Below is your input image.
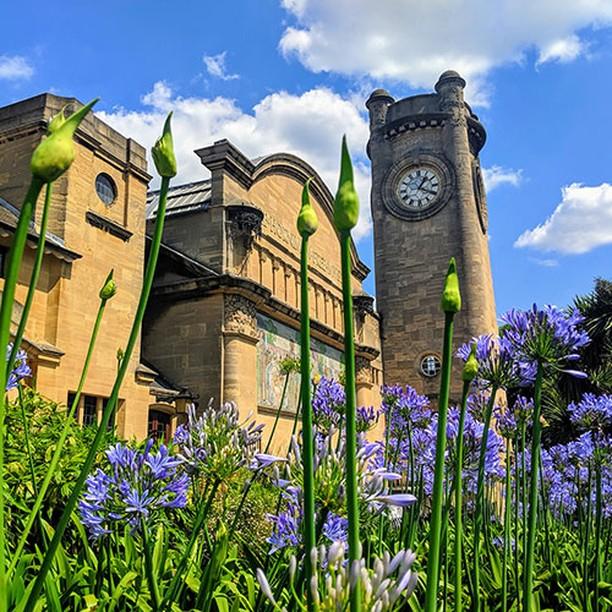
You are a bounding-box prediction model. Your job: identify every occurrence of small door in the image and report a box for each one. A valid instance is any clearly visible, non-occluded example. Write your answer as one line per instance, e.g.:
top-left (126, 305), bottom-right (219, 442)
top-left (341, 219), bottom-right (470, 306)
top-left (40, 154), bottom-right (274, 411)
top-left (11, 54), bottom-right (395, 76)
top-left (148, 409), bottom-right (172, 442)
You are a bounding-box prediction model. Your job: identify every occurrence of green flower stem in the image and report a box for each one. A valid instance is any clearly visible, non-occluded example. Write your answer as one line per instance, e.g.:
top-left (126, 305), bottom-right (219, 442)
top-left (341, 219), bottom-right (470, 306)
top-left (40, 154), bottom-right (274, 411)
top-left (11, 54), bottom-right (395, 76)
top-left (24, 176), bottom-right (172, 611)
top-left (581, 466), bottom-right (591, 612)
top-left (9, 286), bottom-right (108, 575)
top-left (142, 522), bottom-right (161, 610)
top-left (162, 477), bottom-right (221, 607)
top-left (7, 183), bottom-right (53, 377)
top-left (0, 176), bottom-right (44, 611)
top-left (228, 472), bottom-right (259, 536)
top-left (264, 372), bottom-right (290, 454)
top-left (289, 393), bottom-right (303, 443)
top-left (501, 437), bottom-right (513, 612)
top-left (453, 379), bottom-right (471, 612)
top-left (424, 310), bottom-right (455, 612)
top-left (339, 230), bottom-right (361, 612)
top-left (513, 433), bottom-right (520, 608)
top-left (299, 236), bottom-right (316, 611)
top-left (538, 453), bottom-right (552, 569)
top-left (17, 386), bottom-right (37, 496)
top-left (471, 383), bottom-right (499, 612)
top-left (594, 457), bottom-right (602, 612)
top-left (521, 420), bottom-right (527, 569)
top-left (523, 362), bottom-right (544, 612)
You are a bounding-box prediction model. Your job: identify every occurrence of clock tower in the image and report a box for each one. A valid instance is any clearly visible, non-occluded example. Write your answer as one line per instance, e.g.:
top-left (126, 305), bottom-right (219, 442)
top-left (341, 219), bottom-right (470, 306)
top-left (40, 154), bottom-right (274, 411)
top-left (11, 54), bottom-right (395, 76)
top-left (366, 71), bottom-right (498, 397)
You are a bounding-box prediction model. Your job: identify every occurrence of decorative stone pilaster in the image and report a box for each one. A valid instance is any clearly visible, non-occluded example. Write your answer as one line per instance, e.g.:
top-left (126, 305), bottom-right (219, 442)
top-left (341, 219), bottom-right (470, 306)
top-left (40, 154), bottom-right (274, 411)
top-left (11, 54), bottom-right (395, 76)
top-left (222, 294), bottom-right (259, 410)
top-left (223, 294), bottom-right (259, 341)
top-left (355, 356), bottom-right (373, 385)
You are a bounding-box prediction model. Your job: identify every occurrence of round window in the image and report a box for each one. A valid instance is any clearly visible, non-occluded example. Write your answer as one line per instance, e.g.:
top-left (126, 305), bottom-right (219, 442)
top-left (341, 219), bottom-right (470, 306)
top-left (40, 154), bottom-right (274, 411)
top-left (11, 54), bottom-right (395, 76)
top-left (420, 355), bottom-right (441, 378)
top-left (95, 173), bottom-right (117, 206)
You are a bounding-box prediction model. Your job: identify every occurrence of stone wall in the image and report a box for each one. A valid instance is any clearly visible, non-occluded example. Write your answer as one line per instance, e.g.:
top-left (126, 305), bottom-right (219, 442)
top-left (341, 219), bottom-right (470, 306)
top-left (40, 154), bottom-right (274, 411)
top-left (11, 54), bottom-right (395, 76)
top-left (0, 94), bottom-right (154, 438)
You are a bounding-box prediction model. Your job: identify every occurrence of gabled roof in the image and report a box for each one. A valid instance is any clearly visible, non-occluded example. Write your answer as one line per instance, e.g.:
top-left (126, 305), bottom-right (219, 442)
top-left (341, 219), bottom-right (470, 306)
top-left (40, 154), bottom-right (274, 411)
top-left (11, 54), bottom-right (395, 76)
top-left (0, 196), bottom-right (81, 262)
top-left (146, 179), bottom-right (211, 220)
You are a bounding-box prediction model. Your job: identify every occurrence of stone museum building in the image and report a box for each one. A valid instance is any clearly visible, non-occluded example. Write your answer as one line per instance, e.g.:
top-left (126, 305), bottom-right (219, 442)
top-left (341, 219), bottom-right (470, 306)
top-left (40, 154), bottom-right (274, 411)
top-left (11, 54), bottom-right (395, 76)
top-left (0, 70), bottom-right (497, 448)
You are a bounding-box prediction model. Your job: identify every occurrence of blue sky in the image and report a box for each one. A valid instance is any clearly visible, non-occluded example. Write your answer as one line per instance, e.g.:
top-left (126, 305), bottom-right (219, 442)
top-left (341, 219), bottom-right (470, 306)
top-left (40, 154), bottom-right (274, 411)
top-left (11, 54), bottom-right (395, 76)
top-left (2, 0), bottom-right (611, 316)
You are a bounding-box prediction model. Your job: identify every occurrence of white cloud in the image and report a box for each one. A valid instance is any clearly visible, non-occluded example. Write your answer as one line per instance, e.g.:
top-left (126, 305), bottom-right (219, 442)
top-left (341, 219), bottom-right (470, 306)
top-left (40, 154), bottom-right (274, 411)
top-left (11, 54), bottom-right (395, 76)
top-left (203, 52), bottom-right (239, 81)
top-left (0, 55), bottom-right (33, 80)
top-left (482, 166), bottom-right (523, 191)
top-left (537, 35), bottom-right (585, 65)
top-left (515, 183), bottom-right (612, 254)
top-left (278, 0), bottom-right (611, 104)
top-left (97, 82), bottom-right (373, 240)
top-left (530, 257), bottom-right (559, 268)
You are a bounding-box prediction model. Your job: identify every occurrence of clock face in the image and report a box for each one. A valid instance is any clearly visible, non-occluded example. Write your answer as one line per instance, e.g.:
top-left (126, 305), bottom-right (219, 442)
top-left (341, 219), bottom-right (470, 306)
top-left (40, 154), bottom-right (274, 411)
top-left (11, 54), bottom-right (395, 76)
top-left (397, 167), bottom-right (441, 210)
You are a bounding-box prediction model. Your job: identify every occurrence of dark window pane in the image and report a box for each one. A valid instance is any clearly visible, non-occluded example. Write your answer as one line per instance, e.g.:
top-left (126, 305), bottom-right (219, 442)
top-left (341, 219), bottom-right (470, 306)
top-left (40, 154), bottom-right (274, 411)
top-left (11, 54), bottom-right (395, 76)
top-left (67, 392), bottom-right (77, 417)
top-left (83, 395), bottom-right (97, 427)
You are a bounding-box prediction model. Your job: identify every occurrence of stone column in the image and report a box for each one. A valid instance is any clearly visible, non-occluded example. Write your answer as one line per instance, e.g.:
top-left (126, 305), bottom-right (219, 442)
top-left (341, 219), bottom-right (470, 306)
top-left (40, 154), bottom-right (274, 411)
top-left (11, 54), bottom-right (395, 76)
top-left (222, 294), bottom-right (260, 414)
top-left (435, 71), bottom-right (497, 335)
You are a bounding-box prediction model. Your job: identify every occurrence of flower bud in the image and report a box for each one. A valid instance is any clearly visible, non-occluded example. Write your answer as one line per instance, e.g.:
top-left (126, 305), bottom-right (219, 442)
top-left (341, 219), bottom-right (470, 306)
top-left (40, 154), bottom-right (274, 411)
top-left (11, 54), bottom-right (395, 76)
top-left (333, 136), bottom-right (359, 232)
top-left (47, 106), bottom-right (68, 134)
top-left (462, 343), bottom-right (479, 382)
top-left (297, 178), bottom-right (319, 237)
top-left (99, 270), bottom-right (117, 301)
top-left (31, 98), bottom-right (98, 183)
top-left (152, 112), bottom-right (177, 178)
top-left (441, 257), bottom-right (461, 314)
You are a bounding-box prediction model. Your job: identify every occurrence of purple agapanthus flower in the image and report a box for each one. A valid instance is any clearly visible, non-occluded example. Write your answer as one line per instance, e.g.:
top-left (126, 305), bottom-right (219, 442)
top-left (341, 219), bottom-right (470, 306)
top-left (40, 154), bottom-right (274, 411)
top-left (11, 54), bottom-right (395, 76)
top-left (267, 504), bottom-right (301, 552)
top-left (495, 395), bottom-right (534, 438)
top-left (568, 393), bottom-right (611, 441)
top-left (312, 377), bottom-right (345, 432)
top-left (79, 441), bottom-right (189, 540)
top-left (456, 334), bottom-right (522, 389)
top-left (6, 344), bottom-right (30, 391)
top-left (381, 385), bottom-right (431, 436)
top-left (322, 513), bottom-right (348, 543)
top-left (173, 401), bottom-right (262, 479)
top-left (501, 305), bottom-right (590, 382)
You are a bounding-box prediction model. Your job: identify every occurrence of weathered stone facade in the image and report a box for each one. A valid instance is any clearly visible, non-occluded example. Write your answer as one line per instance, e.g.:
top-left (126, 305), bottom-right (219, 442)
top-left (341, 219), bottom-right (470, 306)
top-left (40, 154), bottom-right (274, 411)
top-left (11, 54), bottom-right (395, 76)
top-left (0, 94), bottom-right (188, 439)
top-left (143, 140), bottom-right (383, 452)
top-left (0, 69), bottom-right (497, 448)
top-left (367, 71), bottom-right (498, 399)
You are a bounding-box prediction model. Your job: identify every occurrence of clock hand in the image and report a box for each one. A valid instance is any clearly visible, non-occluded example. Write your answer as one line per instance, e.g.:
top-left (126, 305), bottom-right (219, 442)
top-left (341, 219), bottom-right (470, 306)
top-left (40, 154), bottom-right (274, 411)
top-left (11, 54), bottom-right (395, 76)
top-left (421, 187), bottom-right (437, 195)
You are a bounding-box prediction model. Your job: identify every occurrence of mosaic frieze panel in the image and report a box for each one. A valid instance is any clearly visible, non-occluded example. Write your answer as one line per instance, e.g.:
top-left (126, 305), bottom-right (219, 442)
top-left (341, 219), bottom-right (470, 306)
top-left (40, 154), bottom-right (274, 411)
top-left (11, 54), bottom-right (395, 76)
top-left (256, 313), bottom-right (343, 414)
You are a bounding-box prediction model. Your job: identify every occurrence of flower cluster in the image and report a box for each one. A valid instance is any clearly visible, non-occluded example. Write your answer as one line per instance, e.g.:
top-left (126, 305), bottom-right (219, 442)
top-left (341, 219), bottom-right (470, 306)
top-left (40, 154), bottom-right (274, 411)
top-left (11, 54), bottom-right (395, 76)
top-left (495, 395), bottom-right (534, 439)
top-left (6, 344), bottom-right (30, 391)
top-left (312, 377), bottom-right (345, 432)
top-left (312, 377), bottom-right (379, 434)
top-left (377, 386), bottom-right (503, 503)
top-left (381, 384), bottom-right (430, 436)
top-left (266, 432), bottom-right (414, 552)
top-left (501, 305), bottom-right (590, 380)
top-left (541, 432), bottom-right (611, 519)
top-left (568, 393), bottom-right (611, 442)
top-left (257, 543), bottom-right (418, 611)
top-left (457, 334), bottom-right (522, 389)
top-left (174, 400), bottom-right (262, 480)
top-left (79, 441), bottom-right (189, 539)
